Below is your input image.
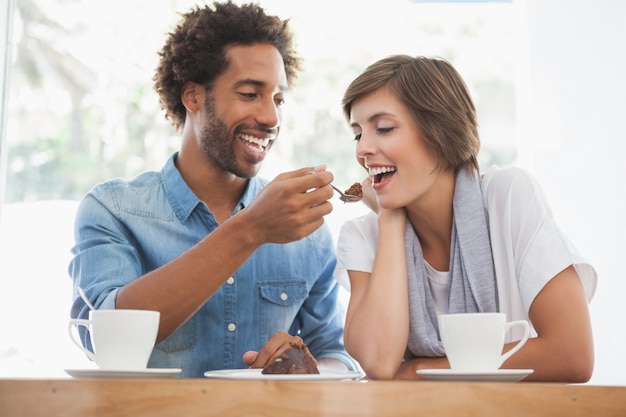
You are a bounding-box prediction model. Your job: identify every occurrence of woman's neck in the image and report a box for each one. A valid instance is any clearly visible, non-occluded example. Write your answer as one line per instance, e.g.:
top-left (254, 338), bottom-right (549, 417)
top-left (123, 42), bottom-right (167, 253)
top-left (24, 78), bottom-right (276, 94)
top-left (405, 170), bottom-right (455, 271)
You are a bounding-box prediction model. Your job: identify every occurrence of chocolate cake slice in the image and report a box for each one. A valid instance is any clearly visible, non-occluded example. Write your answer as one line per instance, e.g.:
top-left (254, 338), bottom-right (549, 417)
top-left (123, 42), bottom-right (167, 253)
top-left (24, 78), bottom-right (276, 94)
top-left (344, 182), bottom-right (363, 198)
top-left (262, 341), bottom-right (320, 375)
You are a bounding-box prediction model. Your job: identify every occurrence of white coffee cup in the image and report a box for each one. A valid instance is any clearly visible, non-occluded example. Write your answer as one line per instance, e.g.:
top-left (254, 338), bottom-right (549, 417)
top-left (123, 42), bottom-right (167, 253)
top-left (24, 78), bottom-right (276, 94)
top-left (68, 309), bottom-right (160, 370)
top-left (438, 312), bottom-right (530, 372)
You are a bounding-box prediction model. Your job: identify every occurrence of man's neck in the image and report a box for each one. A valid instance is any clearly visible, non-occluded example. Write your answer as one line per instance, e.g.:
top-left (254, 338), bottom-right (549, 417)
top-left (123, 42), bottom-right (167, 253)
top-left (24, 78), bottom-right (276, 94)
top-left (175, 150), bottom-right (249, 224)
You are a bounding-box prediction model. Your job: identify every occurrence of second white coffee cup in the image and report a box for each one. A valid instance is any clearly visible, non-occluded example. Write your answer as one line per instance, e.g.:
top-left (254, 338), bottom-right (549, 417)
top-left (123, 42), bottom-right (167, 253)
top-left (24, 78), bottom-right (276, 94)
top-left (438, 312), bottom-right (530, 372)
top-left (68, 309), bottom-right (160, 370)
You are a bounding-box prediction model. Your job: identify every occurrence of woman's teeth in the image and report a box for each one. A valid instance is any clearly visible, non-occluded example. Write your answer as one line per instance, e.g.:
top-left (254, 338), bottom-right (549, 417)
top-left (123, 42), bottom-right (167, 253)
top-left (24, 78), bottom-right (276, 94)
top-left (368, 166), bottom-right (397, 184)
top-left (368, 166), bottom-right (396, 176)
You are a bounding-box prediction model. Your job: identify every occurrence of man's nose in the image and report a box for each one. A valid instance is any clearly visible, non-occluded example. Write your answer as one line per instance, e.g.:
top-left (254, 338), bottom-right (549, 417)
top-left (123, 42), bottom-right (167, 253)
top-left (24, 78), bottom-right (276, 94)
top-left (255, 98), bottom-right (280, 129)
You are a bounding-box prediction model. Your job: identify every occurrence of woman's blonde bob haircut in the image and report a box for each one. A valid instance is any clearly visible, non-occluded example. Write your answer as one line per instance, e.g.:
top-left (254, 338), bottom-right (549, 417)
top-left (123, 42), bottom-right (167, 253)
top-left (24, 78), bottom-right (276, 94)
top-left (342, 55), bottom-right (480, 175)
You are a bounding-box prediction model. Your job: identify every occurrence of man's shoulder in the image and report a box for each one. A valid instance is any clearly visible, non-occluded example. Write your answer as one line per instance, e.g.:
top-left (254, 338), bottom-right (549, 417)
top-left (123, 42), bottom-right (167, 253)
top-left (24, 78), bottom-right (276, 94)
top-left (88, 170), bottom-right (163, 200)
top-left (80, 169), bottom-right (170, 220)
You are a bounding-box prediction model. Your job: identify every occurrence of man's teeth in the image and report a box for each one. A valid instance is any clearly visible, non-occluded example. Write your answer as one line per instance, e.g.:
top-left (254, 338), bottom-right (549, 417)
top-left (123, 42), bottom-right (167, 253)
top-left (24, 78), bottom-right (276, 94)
top-left (240, 134), bottom-right (271, 148)
top-left (368, 166), bottom-right (397, 176)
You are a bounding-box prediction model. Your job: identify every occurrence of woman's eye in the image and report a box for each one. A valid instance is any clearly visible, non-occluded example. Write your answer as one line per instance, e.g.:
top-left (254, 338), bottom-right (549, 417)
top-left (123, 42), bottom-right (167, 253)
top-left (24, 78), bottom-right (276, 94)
top-left (353, 133), bottom-right (362, 141)
top-left (377, 127), bottom-right (394, 134)
top-left (275, 97), bottom-right (285, 106)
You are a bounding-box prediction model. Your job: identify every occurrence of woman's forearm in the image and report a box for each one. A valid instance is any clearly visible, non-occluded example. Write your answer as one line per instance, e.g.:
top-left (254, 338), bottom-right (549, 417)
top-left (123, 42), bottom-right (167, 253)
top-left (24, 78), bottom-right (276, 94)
top-left (344, 209), bottom-right (409, 379)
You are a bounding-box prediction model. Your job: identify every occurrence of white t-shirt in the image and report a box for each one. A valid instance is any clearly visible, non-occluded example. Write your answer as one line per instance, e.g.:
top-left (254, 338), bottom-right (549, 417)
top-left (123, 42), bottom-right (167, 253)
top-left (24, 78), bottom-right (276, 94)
top-left (334, 166), bottom-right (597, 342)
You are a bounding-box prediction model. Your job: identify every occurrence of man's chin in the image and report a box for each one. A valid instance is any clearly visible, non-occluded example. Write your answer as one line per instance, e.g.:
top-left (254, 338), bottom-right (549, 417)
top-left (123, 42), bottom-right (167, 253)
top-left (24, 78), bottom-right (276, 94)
top-left (232, 163), bottom-right (261, 179)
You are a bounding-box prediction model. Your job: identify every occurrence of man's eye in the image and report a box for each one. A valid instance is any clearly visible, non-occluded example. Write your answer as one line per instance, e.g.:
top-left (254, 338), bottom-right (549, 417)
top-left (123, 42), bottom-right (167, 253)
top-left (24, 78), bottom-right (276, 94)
top-left (238, 92), bottom-right (257, 99)
top-left (275, 97), bottom-right (285, 106)
top-left (354, 133), bottom-right (362, 141)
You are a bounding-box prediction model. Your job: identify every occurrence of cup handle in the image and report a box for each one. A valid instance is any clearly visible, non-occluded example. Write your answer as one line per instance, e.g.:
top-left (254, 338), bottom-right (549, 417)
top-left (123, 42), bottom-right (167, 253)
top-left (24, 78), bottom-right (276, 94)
top-left (499, 320), bottom-right (530, 366)
top-left (68, 319), bottom-right (96, 361)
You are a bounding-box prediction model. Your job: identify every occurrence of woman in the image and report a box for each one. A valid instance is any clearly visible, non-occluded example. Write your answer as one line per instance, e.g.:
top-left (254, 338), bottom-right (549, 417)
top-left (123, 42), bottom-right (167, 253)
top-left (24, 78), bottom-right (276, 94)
top-left (335, 55), bottom-right (597, 381)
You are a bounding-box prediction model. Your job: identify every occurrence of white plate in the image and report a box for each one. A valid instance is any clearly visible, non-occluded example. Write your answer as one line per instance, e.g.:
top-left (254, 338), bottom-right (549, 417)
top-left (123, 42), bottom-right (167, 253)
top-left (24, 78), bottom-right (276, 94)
top-left (64, 368), bottom-right (182, 379)
top-left (417, 369), bottom-right (533, 382)
top-left (204, 368), bottom-right (364, 381)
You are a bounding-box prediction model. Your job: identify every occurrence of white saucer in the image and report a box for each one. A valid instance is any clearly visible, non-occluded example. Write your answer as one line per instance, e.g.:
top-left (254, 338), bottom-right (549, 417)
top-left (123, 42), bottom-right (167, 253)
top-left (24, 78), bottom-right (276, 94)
top-left (204, 368), bottom-right (364, 381)
top-left (417, 369), bottom-right (533, 382)
top-left (64, 368), bottom-right (182, 379)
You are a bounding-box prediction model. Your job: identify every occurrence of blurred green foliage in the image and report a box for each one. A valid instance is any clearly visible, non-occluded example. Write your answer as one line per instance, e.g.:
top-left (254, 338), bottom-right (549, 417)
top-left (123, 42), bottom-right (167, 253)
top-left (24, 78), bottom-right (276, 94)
top-left (4, 0), bottom-right (517, 203)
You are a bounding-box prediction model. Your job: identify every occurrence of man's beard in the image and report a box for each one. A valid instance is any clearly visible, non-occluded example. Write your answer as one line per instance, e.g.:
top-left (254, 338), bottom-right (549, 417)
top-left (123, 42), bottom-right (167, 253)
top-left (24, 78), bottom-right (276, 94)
top-left (199, 94), bottom-right (263, 179)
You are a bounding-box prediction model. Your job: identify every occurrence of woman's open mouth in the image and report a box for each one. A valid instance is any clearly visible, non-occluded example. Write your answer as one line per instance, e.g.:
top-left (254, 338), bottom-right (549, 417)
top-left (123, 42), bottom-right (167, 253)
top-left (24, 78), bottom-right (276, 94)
top-left (369, 166), bottom-right (397, 184)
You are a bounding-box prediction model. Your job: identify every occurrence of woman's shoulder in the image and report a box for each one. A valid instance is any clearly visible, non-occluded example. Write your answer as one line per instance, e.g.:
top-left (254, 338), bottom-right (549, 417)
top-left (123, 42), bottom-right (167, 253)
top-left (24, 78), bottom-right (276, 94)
top-left (481, 165), bottom-right (547, 204)
top-left (481, 165), bottom-right (539, 192)
top-left (340, 211), bottom-right (378, 235)
top-left (480, 165), bottom-right (554, 223)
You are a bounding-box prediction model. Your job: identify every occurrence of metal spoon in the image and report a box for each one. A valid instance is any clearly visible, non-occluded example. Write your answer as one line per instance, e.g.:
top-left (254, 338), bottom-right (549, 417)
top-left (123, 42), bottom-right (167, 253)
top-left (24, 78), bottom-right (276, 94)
top-left (330, 184), bottom-right (363, 203)
top-left (78, 287), bottom-right (95, 311)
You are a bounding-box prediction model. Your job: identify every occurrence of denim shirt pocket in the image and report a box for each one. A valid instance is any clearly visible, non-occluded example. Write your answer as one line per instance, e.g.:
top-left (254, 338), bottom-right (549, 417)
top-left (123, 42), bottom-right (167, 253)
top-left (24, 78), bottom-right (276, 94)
top-left (153, 315), bottom-right (196, 353)
top-left (258, 279), bottom-right (309, 340)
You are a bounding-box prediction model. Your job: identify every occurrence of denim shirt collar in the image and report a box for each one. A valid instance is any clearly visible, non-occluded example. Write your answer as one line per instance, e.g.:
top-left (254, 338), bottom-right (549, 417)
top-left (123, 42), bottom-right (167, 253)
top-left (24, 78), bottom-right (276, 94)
top-left (161, 152), bottom-right (266, 224)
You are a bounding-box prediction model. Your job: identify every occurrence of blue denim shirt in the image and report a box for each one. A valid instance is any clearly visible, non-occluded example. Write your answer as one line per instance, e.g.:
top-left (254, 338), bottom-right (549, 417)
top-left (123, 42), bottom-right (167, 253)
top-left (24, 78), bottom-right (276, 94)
top-left (69, 153), bottom-right (356, 377)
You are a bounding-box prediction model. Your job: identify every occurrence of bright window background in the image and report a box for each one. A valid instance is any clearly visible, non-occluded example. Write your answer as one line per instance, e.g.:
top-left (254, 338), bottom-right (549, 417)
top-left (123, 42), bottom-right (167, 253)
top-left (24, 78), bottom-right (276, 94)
top-left (1, 0), bottom-right (624, 384)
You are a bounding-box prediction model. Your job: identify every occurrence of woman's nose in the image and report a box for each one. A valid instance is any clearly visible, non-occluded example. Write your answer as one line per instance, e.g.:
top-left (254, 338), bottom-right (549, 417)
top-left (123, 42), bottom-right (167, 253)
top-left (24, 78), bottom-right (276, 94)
top-left (355, 132), bottom-right (375, 157)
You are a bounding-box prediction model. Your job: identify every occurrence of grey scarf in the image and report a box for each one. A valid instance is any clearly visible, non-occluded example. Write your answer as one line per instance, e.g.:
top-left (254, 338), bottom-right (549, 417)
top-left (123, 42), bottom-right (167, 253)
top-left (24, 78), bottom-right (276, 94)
top-left (405, 168), bottom-right (498, 358)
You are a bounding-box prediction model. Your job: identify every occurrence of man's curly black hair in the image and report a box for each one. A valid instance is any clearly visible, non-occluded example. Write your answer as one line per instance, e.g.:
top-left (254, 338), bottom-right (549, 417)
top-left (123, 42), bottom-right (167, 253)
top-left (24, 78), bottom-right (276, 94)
top-left (153, 1), bottom-right (302, 130)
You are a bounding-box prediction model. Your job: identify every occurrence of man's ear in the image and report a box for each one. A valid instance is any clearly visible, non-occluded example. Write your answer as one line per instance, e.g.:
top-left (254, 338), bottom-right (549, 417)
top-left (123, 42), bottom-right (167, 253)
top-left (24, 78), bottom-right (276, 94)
top-left (181, 82), bottom-right (202, 111)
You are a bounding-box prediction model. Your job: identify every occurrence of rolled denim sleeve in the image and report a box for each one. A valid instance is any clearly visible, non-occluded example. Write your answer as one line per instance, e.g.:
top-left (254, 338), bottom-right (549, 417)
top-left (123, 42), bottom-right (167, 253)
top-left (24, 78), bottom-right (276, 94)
top-left (69, 189), bottom-right (144, 318)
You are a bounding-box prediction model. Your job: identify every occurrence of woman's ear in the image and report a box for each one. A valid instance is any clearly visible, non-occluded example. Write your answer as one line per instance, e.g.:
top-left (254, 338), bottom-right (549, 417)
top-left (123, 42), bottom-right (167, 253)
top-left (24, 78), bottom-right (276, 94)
top-left (181, 82), bottom-right (202, 112)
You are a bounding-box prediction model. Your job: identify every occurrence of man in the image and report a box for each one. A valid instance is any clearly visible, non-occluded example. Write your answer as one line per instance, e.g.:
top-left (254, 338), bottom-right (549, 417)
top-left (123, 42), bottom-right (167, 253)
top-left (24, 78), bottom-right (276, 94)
top-left (69, 1), bottom-right (356, 377)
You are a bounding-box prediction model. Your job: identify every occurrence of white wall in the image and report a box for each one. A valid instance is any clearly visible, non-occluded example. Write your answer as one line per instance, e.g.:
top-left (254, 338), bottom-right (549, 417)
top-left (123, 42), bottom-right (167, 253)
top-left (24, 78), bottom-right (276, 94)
top-left (516, 0), bottom-right (626, 385)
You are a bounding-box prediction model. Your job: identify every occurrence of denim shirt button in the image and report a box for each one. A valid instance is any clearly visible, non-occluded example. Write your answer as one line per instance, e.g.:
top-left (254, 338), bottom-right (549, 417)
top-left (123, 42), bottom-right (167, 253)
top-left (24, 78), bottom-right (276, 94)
top-left (227, 323), bottom-right (236, 332)
top-left (227, 277), bottom-right (235, 285)
top-left (280, 292), bottom-right (288, 301)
